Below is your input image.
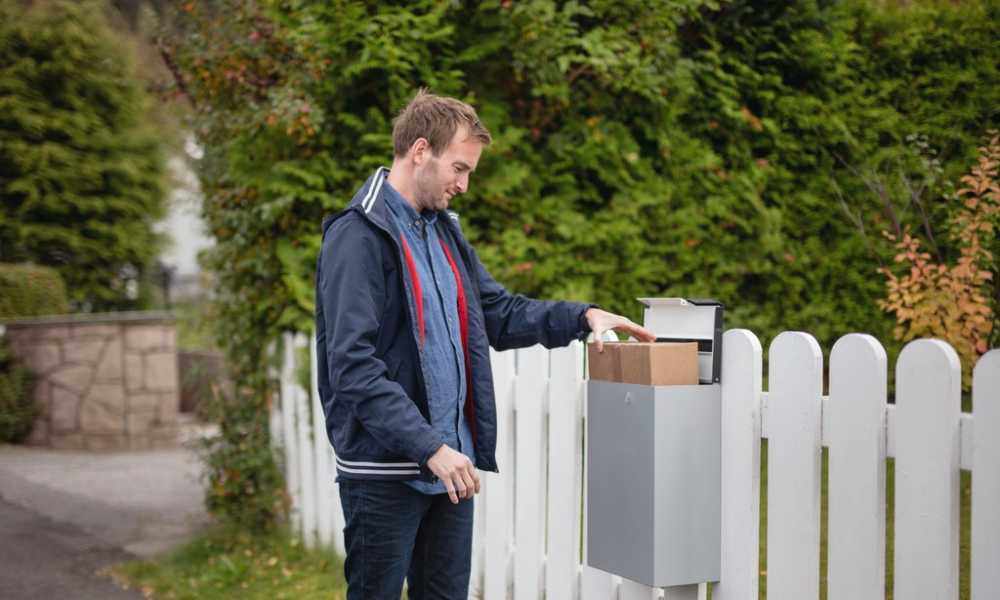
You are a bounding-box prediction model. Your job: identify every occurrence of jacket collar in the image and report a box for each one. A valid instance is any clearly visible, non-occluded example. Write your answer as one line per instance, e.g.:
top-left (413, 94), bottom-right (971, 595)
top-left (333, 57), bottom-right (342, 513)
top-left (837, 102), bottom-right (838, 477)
top-left (336, 167), bottom-right (462, 236)
top-left (351, 166), bottom-right (391, 227)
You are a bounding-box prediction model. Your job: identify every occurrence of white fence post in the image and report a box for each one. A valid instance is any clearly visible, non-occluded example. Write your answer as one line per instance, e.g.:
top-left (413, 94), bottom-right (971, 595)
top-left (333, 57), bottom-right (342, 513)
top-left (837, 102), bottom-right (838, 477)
top-left (714, 329), bottom-right (762, 600)
top-left (293, 334), bottom-right (317, 548)
top-left (971, 349), bottom-right (1000, 599)
top-left (514, 345), bottom-right (549, 600)
top-left (309, 334), bottom-right (334, 550)
top-left (894, 339), bottom-right (962, 600)
top-left (546, 342), bottom-right (585, 600)
top-left (766, 331), bottom-right (823, 600)
top-left (484, 348), bottom-right (516, 599)
top-left (280, 332), bottom-right (302, 534)
top-left (827, 334), bottom-right (887, 600)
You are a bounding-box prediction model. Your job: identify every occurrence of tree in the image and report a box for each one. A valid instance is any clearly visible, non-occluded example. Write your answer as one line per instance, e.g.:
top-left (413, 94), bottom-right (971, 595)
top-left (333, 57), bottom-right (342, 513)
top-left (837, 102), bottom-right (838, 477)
top-left (0, 0), bottom-right (167, 311)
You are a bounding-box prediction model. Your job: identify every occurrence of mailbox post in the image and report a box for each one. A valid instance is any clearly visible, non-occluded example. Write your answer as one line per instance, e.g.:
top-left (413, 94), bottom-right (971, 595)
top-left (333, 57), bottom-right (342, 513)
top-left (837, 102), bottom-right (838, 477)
top-left (587, 298), bottom-right (723, 588)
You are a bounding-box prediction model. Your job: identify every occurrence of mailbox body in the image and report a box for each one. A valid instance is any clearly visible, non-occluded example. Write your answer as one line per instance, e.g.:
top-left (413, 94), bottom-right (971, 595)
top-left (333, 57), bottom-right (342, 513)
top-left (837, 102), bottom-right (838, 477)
top-left (586, 381), bottom-right (721, 587)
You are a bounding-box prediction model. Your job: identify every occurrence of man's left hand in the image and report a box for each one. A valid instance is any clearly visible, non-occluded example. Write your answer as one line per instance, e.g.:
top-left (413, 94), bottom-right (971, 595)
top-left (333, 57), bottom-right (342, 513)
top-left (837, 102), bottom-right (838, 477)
top-left (585, 307), bottom-right (656, 352)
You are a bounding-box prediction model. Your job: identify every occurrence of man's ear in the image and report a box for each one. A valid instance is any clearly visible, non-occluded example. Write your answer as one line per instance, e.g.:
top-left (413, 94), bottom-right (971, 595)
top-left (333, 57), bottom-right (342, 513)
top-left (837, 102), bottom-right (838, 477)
top-left (411, 137), bottom-right (430, 165)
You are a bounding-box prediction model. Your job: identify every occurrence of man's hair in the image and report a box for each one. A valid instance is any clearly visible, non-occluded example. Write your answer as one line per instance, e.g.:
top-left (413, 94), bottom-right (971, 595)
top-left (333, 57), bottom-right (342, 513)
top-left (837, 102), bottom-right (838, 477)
top-left (392, 89), bottom-right (492, 157)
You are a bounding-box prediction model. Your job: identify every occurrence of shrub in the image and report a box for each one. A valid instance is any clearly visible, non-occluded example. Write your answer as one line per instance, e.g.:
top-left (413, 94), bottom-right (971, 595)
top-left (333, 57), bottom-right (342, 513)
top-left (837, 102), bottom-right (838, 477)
top-left (0, 263), bottom-right (70, 319)
top-left (0, 1), bottom-right (167, 311)
top-left (0, 336), bottom-right (37, 443)
top-left (880, 132), bottom-right (999, 388)
top-left (197, 381), bottom-right (288, 532)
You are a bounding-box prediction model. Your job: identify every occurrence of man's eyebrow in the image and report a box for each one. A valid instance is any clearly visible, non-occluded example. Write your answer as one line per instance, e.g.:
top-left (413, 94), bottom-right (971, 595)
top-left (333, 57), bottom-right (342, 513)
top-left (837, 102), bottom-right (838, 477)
top-left (453, 161), bottom-right (475, 173)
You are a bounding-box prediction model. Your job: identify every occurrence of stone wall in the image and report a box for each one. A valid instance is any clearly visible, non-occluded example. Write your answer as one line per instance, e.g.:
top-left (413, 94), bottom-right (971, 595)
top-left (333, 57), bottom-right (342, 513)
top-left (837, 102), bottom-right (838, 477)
top-left (3, 312), bottom-right (179, 450)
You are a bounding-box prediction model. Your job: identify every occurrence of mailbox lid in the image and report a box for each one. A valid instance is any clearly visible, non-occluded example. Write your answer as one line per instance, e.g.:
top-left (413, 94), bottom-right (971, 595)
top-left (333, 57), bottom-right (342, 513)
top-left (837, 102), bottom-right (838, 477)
top-left (637, 297), bottom-right (723, 384)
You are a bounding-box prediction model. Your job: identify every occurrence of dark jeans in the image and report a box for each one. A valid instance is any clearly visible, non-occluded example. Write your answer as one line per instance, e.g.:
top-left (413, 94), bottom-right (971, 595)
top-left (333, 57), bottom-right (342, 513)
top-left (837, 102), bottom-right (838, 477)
top-left (338, 479), bottom-right (474, 600)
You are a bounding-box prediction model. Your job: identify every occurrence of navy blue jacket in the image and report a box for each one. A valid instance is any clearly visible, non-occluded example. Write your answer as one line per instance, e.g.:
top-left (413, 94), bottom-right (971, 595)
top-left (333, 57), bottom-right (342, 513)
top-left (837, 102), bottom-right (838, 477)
top-left (316, 167), bottom-right (593, 481)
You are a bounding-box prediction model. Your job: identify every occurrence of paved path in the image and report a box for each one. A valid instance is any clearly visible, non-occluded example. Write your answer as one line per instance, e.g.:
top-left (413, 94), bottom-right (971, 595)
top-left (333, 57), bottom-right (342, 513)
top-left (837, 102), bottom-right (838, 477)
top-left (0, 418), bottom-right (213, 598)
top-left (0, 497), bottom-right (141, 599)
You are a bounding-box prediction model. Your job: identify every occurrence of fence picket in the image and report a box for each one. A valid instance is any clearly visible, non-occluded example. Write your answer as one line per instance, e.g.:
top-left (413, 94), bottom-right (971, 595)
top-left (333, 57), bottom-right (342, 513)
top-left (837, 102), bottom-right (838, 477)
top-left (484, 348), bottom-right (515, 599)
top-left (280, 333), bottom-right (302, 534)
top-left (972, 349), bottom-right (1000, 600)
top-left (547, 342), bottom-right (585, 600)
top-left (766, 331), bottom-right (823, 600)
top-left (471, 475), bottom-right (486, 598)
top-left (514, 345), bottom-right (549, 599)
top-left (714, 329), bottom-right (762, 600)
top-left (294, 353), bottom-right (318, 547)
top-left (307, 334), bottom-right (333, 550)
top-left (894, 339), bottom-right (961, 600)
top-left (827, 334), bottom-right (887, 600)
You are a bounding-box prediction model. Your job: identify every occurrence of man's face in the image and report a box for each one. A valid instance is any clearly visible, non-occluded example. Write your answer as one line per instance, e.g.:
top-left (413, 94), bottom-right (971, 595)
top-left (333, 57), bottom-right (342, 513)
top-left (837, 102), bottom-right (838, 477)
top-left (412, 126), bottom-right (482, 212)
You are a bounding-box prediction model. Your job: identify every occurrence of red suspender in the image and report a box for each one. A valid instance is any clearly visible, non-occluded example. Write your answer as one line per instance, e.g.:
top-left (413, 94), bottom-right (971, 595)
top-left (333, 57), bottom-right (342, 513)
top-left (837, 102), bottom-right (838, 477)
top-left (399, 237), bottom-right (425, 346)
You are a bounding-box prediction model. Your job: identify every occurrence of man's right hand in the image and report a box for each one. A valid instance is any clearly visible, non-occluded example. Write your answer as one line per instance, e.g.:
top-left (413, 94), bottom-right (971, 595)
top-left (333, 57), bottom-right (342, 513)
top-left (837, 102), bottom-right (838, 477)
top-left (426, 444), bottom-right (480, 504)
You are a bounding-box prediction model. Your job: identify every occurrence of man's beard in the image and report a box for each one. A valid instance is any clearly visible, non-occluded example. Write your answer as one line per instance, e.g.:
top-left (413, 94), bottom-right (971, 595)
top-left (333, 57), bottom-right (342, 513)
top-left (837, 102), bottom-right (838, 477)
top-left (414, 159), bottom-right (446, 212)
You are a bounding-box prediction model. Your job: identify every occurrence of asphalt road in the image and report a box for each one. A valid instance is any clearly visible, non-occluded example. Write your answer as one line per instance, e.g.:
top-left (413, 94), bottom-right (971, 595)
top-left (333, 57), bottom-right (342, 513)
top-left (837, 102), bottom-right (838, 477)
top-left (0, 497), bottom-right (140, 599)
top-left (0, 418), bottom-right (213, 599)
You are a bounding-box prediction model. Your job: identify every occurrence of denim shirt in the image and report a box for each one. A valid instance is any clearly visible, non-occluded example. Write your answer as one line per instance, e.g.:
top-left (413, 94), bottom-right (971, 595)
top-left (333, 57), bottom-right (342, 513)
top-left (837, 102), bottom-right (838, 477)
top-left (384, 182), bottom-right (474, 494)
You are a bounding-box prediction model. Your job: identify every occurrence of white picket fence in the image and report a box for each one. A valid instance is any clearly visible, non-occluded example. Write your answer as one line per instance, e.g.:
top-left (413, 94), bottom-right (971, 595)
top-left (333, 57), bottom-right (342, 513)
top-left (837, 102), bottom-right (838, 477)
top-left (271, 329), bottom-right (1000, 600)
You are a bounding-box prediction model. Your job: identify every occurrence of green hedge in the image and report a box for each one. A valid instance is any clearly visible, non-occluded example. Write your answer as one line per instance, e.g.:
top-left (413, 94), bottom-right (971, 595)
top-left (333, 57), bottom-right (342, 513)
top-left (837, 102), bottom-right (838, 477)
top-left (0, 337), bottom-right (37, 444)
top-left (164, 0), bottom-right (998, 354)
top-left (0, 263), bottom-right (70, 319)
top-left (0, 1), bottom-right (167, 311)
top-left (161, 0), bottom-right (999, 529)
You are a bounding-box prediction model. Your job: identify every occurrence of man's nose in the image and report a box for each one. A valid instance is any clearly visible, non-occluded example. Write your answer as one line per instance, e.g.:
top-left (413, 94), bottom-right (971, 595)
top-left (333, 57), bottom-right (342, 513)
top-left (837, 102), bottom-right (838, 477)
top-left (456, 173), bottom-right (469, 193)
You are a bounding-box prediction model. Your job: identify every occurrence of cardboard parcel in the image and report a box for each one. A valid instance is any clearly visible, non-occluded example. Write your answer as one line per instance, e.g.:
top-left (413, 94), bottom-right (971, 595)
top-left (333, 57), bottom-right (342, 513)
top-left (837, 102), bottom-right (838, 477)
top-left (588, 341), bottom-right (699, 386)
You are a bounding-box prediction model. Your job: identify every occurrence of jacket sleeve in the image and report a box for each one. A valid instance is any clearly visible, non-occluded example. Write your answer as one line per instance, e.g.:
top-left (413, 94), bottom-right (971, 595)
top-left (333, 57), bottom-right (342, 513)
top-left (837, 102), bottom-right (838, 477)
top-left (318, 216), bottom-right (443, 465)
top-left (464, 242), bottom-right (594, 351)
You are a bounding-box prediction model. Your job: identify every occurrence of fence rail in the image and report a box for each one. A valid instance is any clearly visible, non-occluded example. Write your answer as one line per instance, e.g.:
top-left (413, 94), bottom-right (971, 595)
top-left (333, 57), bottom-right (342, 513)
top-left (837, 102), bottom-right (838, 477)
top-left (271, 330), bottom-right (1000, 599)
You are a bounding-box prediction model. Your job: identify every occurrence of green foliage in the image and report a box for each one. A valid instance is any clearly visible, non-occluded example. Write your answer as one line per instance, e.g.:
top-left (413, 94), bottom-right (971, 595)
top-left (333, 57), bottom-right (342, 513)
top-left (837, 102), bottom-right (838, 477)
top-left (173, 299), bottom-right (220, 352)
top-left (162, 0), bottom-right (998, 528)
top-left (0, 263), bottom-right (70, 319)
top-left (0, 1), bottom-right (167, 311)
top-left (166, 0), bottom-right (999, 348)
top-left (878, 132), bottom-right (999, 389)
top-left (0, 336), bottom-right (37, 444)
top-left (197, 382), bottom-right (288, 532)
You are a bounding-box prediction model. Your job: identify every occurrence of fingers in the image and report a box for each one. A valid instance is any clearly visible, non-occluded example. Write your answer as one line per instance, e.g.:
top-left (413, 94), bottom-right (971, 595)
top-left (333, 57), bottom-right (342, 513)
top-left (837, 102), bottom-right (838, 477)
top-left (440, 459), bottom-right (478, 504)
top-left (457, 468), bottom-right (475, 501)
top-left (622, 321), bottom-right (656, 342)
top-left (593, 333), bottom-right (605, 353)
top-left (444, 477), bottom-right (459, 504)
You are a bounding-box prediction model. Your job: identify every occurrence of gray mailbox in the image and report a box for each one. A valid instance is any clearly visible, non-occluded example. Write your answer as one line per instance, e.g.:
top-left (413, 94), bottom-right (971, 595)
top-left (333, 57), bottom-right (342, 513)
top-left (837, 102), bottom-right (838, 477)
top-left (587, 298), bottom-right (723, 587)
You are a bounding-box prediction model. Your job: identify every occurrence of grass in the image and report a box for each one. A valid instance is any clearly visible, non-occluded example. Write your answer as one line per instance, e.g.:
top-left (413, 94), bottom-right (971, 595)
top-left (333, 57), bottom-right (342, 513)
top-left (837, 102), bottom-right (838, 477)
top-left (107, 526), bottom-right (347, 600)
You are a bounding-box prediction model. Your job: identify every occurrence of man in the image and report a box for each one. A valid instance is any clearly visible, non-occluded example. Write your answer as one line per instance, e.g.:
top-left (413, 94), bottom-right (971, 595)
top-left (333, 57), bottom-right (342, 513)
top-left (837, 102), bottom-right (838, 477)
top-left (315, 90), bottom-right (654, 599)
